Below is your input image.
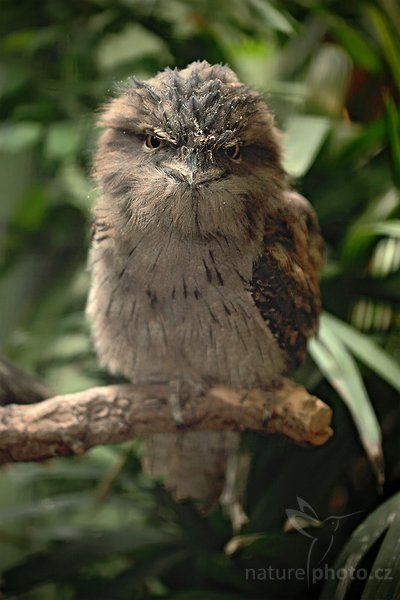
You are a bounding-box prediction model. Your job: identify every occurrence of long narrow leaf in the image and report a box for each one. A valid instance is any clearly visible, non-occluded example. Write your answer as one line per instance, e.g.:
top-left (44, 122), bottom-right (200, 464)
top-left (323, 312), bottom-right (400, 393)
top-left (169, 593), bottom-right (245, 600)
top-left (309, 319), bottom-right (383, 480)
top-left (366, 5), bottom-right (400, 91)
top-left (353, 220), bottom-right (400, 239)
top-left (282, 115), bottom-right (331, 177)
top-left (361, 510), bottom-right (400, 599)
top-left (3, 530), bottom-right (180, 595)
top-left (384, 95), bottom-right (400, 187)
top-left (0, 493), bottom-right (93, 521)
top-left (248, 0), bottom-right (294, 34)
top-left (329, 17), bottom-right (382, 72)
top-left (320, 492), bottom-right (400, 600)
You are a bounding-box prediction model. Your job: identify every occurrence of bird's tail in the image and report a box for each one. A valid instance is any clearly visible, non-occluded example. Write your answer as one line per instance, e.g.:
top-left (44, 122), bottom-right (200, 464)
top-left (141, 431), bottom-right (240, 511)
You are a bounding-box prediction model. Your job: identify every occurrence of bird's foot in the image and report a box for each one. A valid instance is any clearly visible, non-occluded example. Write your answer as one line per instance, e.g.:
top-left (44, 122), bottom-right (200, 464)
top-left (239, 388), bottom-right (250, 404)
top-left (238, 387), bottom-right (271, 425)
top-left (262, 388), bottom-right (275, 425)
top-left (168, 379), bottom-right (185, 428)
top-left (168, 376), bottom-right (206, 428)
top-left (262, 405), bottom-right (271, 425)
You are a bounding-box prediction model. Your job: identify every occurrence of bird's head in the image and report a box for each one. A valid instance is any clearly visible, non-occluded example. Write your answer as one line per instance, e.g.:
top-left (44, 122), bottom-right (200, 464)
top-left (94, 61), bottom-right (286, 241)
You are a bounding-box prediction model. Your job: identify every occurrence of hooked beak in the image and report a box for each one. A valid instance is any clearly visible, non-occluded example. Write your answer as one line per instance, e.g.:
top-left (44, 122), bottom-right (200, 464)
top-left (164, 154), bottom-right (226, 186)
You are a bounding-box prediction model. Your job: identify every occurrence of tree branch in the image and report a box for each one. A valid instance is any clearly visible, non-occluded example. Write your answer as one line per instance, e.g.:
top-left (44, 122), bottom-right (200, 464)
top-left (0, 355), bottom-right (52, 406)
top-left (0, 380), bottom-right (333, 464)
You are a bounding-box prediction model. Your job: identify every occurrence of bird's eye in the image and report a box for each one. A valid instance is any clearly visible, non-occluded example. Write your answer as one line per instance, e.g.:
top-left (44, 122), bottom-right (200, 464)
top-left (145, 135), bottom-right (163, 150)
top-left (225, 143), bottom-right (241, 161)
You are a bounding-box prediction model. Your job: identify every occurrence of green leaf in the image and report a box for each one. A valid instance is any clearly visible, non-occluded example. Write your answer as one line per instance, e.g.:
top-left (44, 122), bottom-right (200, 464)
top-left (2, 28), bottom-right (58, 53)
top-left (225, 532), bottom-right (265, 555)
top-left (11, 185), bottom-right (48, 230)
top-left (384, 95), bottom-right (400, 187)
top-left (309, 315), bottom-right (383, 480)
top-left (305, 44), bottom-right (352, 116)
top-left (361, 510), bottom-right (400, 600)
top-left (341, 200), bottom-right (400, 268)
top-left (44, 122), bottom-right (83, 161)
top-left (282, 115), bottom-right (331, 177)
top-left (360, 220), bottom-right (400, 238)
top-left (323, 313), bottom-right (400, 393)
top-left (366, 5), bottom-right (400, 91)
top-left (222, 37), bottom-right (276, 90)
top-left (329, 17), bottom-right (382, 73)
top-left (88, 547), bottom-right (188, 598)
top-left (0, 255), bottom-right (48, 345)
top-left (6, 462), bottom-right (104, 485)
top-left (169, 593), bottom-right (244, 600)
top-left (0, 492), bottom-right (93, 521)
top-left (58, 161), bottom-right (94, 209)
top-left (96, 24), bottom-right (171, 71)
top-left (0, 122), bottom-right (43, 152)
top-left (3, 529), bottom-right (180, 595)
top-left (248, 0), bottom-right (294, 34)
top-left (0, 149), bottom-right (35, 224)
top-left (320, 492), bottom-right (400, 599)
top-left (45, 364), bottom-right (99, 394)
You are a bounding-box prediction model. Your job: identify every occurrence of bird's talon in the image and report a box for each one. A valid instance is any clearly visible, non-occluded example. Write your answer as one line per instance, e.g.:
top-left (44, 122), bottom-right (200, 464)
top-left (175, 417), bottom-right (186, 429)
top-left (262, 405), bottom-right (271, 425)
top-left (239, 388), bottom-right (249, 403)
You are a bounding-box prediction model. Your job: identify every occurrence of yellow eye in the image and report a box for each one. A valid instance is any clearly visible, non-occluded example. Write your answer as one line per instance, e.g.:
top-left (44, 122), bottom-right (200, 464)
top-left (145, 134), bottom-right (163, 150)
top-left (225, 143), bottom-right (241, 161)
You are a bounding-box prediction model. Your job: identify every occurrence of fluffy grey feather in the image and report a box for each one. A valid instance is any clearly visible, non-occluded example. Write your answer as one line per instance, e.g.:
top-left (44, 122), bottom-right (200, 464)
top-left (87, 61), bottom-right (323, 507)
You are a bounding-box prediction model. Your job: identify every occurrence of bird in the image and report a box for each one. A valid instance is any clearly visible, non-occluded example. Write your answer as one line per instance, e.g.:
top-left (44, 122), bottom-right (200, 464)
top-left (86, 60), bottom-right (323, 511)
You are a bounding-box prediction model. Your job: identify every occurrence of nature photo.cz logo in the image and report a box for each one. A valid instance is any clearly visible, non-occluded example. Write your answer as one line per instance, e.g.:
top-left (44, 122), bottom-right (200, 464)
top-left (285, 496), bottom-right (362, 586)
top-left (245, 497), bottom-right (393, 587)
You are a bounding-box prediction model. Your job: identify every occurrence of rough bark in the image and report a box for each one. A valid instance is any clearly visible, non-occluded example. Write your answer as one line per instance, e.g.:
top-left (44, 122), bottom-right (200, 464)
top-left (0, 379), bottom-right (333, 464)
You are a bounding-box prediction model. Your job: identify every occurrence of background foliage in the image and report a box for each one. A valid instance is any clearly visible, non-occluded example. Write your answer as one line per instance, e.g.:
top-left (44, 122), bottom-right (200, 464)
top-left (0, 0), bottom-right (399, 598)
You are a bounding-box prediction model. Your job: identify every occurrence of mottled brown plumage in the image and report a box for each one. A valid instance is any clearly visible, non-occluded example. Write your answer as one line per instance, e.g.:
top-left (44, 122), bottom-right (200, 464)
top-left (87, 61), bottom-right (323, 507)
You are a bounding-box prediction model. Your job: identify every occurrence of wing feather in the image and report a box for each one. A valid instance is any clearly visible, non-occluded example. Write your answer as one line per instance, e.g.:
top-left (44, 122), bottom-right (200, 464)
top-left (251, 191), bottom-right (323, 370)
